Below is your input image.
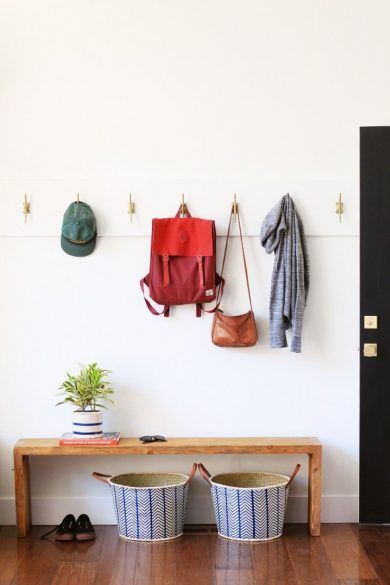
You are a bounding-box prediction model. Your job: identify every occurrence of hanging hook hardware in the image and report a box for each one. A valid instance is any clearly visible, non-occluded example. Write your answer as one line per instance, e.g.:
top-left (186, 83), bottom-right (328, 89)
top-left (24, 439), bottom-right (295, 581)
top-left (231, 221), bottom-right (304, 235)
top-left (231, 193), bottom-right (239, 221)
top-left (128, 193), bottom-right (136, 223)
top-left (336, 193), bottom-right (344, 223)
top-left (180, 193), bottom-right (187, 217)
top-left (22, 194), bottom-right (30, 223)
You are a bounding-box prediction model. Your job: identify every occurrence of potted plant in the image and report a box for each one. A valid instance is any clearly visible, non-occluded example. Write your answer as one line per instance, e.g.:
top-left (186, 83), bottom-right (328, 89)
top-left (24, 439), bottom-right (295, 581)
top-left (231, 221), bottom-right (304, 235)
top-left (57, 363), bottom-right (115, 438)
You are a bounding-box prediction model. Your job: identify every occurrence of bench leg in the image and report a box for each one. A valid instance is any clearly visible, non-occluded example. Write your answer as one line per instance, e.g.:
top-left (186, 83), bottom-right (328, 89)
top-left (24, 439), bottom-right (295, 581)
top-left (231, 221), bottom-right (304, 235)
top-left (14, 451), bottom-right (31, 538)
top-left (308, 447), bottom-right (322, 536)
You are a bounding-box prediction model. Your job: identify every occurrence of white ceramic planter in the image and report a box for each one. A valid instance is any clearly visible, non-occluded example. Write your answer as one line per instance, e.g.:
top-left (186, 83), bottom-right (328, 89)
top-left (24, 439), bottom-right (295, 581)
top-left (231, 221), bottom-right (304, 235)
top-left (72, 410), bottom-right (103, 438)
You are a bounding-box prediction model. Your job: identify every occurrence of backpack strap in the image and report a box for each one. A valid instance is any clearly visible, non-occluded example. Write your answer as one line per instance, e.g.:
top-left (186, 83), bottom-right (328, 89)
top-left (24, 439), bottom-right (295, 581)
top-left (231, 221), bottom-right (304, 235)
top-left (196, 256), bottom-right (204, 287)
top-left (140, 276), bottom-right (170, 317)
top-left (195, 274), bottom-right (225, 317)
top-left (162, 255), bottom-right (170, 286)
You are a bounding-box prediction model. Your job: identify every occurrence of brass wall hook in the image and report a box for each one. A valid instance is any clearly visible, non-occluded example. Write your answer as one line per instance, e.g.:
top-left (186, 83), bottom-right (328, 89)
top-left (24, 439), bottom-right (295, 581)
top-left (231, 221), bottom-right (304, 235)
top-left (180, 193), bottom-right (187, 217)
top-left (231, 193), bottom-right (239, 221)
top-left (22, 194), bottom-right (30, 223)
top-left (128, 193), bottom-right (136, 223)
top-left (336, 193), bottom-right (344, 223)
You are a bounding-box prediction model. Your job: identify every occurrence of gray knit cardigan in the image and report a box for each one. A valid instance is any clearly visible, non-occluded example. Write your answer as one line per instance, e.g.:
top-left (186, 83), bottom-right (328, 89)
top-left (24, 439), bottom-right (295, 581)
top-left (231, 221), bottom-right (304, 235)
top-left (260, 194), bottom-right (310, 353)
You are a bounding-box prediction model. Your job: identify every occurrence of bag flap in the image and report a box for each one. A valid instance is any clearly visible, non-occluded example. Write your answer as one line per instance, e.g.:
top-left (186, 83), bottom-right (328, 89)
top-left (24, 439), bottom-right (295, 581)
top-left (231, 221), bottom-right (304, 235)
top-left (215, 311), bottom-right (253, 329)
top-left (152, 217), bottom-right (214, 257)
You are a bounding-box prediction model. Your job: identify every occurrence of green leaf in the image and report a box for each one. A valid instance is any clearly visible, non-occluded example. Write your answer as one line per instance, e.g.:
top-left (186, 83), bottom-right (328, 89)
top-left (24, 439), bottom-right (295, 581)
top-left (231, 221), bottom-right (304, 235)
top-left (56, 362), bottom-right (115, 411)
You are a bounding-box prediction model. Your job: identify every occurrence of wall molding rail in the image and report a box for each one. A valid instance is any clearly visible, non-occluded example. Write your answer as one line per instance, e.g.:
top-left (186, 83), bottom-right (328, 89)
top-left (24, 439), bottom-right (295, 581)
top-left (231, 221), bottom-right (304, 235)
top-left (0, 495), bottom-right (359, 526)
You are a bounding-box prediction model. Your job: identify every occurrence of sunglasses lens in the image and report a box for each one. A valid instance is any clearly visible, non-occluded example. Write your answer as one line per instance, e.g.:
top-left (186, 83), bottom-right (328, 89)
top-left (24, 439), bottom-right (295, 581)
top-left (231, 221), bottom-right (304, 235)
top-left (139, 435), bottom-right (167, 443)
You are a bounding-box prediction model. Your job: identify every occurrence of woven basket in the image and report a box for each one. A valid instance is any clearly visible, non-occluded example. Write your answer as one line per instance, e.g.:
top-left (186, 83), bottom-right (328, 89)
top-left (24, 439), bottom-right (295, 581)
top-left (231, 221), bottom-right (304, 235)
top-left (92, 464), bottom-right (196, 541)
top-left (198, 463), bottom-right (300, 541)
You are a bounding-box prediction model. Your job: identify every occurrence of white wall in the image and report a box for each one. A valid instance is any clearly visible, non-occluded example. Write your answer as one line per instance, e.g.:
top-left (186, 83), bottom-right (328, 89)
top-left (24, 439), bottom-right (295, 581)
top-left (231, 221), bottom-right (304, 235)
top-left (3, 0), bottom-right (389, 525)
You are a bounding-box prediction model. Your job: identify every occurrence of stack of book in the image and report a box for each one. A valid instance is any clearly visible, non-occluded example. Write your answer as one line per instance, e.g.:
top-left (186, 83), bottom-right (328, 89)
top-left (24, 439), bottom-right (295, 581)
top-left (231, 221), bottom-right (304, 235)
top-left (59, 432), bottom-right (120, 446)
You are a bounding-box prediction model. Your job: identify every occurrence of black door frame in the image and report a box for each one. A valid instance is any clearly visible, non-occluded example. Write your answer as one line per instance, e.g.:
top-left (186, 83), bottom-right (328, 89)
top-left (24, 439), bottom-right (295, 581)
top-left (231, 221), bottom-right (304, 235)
top-left (360, 126), bottom-right (390, 523)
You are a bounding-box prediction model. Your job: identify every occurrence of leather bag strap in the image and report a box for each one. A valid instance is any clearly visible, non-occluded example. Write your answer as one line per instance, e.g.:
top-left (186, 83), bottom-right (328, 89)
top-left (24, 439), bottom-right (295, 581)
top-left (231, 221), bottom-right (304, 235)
top-left (186, 463), bottom-right (198, 484)
top-left (197, 463), bottom-right (212, 485)
top-left (237, 208), bottom-right (253, 311)
top-left (215, 209), bottom-right (233, 306)
top-left (285, 464), bottom-right (301, 488)
top-left (91, 472), bottom-right (111, 484)
top-left (217, 207), bottom-right (253, 310)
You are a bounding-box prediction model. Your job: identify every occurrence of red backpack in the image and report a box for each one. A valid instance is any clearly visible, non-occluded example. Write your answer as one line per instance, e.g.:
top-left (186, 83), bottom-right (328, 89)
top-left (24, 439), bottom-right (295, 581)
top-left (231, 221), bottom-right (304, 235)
top-left (140, 206), bottom-right (223, 317)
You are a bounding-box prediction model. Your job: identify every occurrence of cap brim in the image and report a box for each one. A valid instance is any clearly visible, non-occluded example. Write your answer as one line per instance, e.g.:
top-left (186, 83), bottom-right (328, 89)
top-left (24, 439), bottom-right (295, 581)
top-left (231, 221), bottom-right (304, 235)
top-left (61, 234), bottom-right (96, 257)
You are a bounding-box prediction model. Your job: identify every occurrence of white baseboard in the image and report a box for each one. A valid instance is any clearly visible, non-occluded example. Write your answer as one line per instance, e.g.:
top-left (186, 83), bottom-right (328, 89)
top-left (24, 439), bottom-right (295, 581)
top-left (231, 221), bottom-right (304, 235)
top-left (0, 494), bottom-right (359, 526)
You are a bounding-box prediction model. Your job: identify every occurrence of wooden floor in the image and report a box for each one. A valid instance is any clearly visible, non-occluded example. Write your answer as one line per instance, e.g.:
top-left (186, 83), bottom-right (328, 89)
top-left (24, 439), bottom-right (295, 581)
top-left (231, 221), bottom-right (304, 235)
top-left (0, 524), bottom-right (389, 585)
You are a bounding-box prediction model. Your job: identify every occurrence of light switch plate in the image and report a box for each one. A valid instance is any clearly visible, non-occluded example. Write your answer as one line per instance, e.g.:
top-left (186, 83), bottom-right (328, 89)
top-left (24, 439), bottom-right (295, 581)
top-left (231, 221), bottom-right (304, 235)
top-left (364, 315), bottom-right (378, 329)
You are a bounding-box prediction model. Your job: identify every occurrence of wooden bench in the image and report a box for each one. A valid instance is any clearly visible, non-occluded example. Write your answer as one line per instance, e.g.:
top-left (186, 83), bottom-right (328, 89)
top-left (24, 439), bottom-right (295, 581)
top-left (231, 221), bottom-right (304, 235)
top-left (13, 436), bottom-right (322, 537)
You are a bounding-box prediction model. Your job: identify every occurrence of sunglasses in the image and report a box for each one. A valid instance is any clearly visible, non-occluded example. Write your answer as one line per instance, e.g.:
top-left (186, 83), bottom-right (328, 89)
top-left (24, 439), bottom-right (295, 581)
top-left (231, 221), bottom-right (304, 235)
top-left (139, 435), bottom-right (167, 444)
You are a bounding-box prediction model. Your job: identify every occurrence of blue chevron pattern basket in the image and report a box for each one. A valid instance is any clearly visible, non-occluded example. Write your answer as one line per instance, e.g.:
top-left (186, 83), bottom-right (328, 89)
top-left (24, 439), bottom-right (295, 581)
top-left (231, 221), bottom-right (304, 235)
top-left (199, 463), bottom-right (300, 541)
top-left (92, 464), bottom-right (196, 541)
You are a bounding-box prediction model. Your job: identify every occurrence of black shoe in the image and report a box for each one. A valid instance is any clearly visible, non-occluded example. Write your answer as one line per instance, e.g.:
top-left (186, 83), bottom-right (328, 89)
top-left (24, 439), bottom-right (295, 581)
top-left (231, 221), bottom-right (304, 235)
top-left (41, 514), bottom-right (76, 541)
top-left (75, 514), bottom-right (96, 541)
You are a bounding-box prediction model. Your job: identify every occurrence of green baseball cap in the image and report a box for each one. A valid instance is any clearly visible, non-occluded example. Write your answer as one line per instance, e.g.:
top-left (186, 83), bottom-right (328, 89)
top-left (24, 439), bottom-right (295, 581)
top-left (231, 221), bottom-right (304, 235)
top-left (61, 201), bottom-right (97, 257)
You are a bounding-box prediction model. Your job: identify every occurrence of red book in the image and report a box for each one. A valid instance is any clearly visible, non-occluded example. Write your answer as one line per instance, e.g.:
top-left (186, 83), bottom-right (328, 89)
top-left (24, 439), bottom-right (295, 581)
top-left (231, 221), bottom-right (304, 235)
top-left (59, 432), bottom-right (120, 446)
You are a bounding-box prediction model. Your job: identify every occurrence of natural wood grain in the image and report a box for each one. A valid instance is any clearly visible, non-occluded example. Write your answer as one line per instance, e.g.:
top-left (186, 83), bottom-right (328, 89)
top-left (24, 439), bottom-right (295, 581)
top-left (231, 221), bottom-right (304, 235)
top-left (251, 536), bottom-right (298, 585)
top-left (0, 526), bottom-right (30, 585)
top-left (13, 436), bottom-right (322, 538)
top-left (308, 446), bottom-right (322, 537)
top-left (9, 526), bottom-right (104, 585)
top-left (14, 436), bottom-right (321, 456)
top-left (38, 526), bottom-right (105, 564)
top-left (321, 524), bottom-right (378, 581)
top-left (354, 525), bottom-right (390, 585)
top-left (175, 535), bottom-right (215, 585)
top-left (339, 579), bottom-right (381, 585)
top-left (215, 568), bottom-right (257, 585)
top-left (13, 451), bottom-right (31, 538)
top-left (10, 529), bottom-right (60, 585)
top-left (214, 538), bottom-right (256, 585)
top-left (213, 537), bottom-right (253, 570)
top-left (50, 561), bottom-right (98, 585)
top-left (134, 540), bottom-right (176, 585)
top-left (284, 524), bottom-right (339, 585)
top-left (94, 527), bottom-right (138, 585)
top-left (0, 524), bottom-right (389, 585)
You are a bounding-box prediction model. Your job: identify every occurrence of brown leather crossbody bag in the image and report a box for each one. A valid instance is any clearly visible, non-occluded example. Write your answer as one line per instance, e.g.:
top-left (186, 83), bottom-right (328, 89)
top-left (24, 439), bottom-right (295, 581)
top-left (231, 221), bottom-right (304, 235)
top-left (211, 207), bottom-right (258, 347)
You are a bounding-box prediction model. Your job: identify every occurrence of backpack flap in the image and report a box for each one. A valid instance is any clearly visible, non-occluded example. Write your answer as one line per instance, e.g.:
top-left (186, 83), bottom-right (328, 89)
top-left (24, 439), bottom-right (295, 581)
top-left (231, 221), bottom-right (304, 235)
top-left (152, 218), bottom-right (214, 257)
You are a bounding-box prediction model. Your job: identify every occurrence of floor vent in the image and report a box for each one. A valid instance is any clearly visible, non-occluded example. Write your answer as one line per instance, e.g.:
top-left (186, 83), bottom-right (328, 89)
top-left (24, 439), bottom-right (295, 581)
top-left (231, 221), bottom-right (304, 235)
top-left (183, 524), bottom-right (218, 535)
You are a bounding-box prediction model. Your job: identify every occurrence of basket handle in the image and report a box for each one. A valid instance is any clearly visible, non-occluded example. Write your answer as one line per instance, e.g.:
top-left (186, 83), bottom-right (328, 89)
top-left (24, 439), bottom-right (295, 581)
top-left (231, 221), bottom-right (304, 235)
top-left (285, 464), bottom-right (301, 488)
top-left (93, 467), bottom-right (197, 485)
top-left (92, 471), bottom-right (111, 484)
top-left (186, 463), bottom-right (198, 484)
top-left (197, 463), bottom-right (212, 485)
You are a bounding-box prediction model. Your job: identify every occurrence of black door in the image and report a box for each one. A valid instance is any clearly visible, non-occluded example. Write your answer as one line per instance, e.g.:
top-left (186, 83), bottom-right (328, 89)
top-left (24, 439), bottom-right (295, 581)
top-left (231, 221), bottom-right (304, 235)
top-left (360, 126), bottom-right (390, 523)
